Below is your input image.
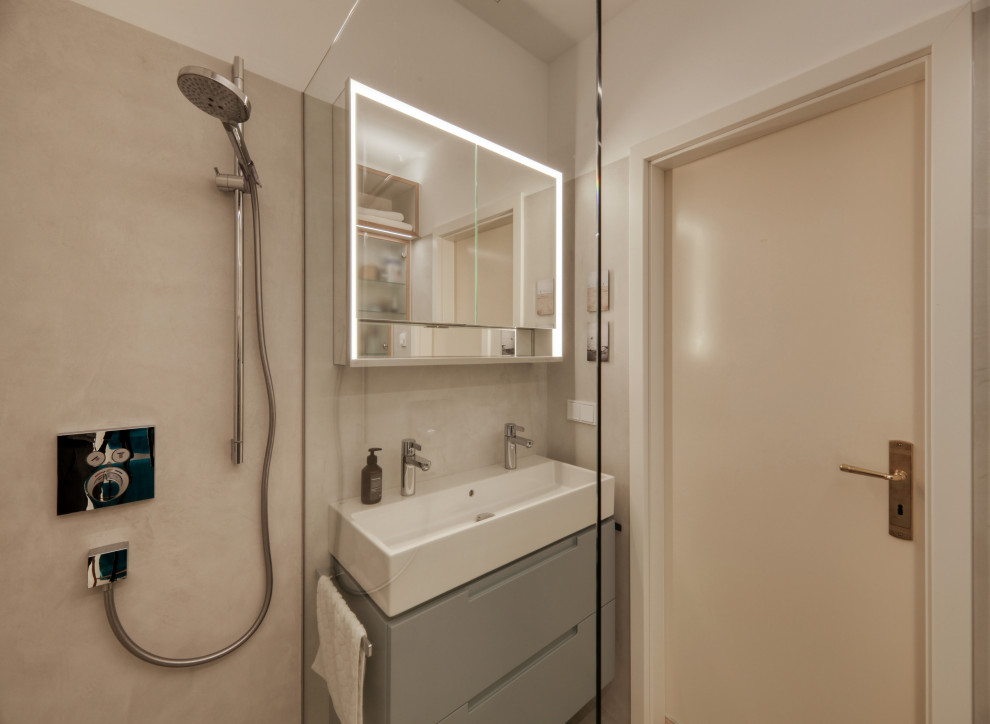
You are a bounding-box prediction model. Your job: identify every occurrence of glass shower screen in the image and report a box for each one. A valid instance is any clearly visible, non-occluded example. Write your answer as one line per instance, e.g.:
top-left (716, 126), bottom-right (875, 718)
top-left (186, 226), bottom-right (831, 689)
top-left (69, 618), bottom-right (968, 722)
top-left (302, 1), bottom-right (613, 723)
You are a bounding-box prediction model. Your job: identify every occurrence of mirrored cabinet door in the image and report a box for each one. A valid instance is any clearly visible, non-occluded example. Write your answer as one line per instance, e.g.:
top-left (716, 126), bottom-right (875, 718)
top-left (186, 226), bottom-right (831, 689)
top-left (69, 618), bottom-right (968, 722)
top-left (357, 232), bottom-right (409, 322)
top-left (358, 322), bottom-right (392, 358)
top-left (334, 79), bottom-right (563, 365)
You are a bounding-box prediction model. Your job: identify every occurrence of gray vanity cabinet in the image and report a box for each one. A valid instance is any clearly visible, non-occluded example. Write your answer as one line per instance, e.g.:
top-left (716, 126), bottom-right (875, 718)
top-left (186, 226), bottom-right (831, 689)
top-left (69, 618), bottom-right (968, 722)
top-left (334, 520), bottom-right (616, 724)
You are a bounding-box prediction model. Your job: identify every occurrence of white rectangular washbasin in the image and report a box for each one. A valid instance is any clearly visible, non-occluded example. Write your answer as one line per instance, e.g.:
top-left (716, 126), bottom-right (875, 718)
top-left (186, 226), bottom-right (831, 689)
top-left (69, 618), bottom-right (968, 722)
top-left (329, 455), bottom-right (614, 617)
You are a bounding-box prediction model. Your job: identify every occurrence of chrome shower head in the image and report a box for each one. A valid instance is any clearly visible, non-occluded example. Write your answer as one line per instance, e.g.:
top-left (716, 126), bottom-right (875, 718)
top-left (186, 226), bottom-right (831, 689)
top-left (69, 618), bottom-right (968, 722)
top-left (177, 66), bottom-right (251, 124)
top-left (177, 64), bottom-right (260, 187)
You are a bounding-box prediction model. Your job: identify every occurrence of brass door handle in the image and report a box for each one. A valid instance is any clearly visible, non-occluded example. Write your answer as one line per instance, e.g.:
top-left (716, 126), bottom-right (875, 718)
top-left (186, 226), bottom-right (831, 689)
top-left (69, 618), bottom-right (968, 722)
top-left (838, 440), bottom-right (914, 540)
top-left (838, 464), bottom-right (907, 482)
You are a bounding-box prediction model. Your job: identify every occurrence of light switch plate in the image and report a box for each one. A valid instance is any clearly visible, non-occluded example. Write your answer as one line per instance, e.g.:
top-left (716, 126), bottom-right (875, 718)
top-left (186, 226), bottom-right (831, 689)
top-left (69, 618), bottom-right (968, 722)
top-left (567, 400), bottom-right (597, 425)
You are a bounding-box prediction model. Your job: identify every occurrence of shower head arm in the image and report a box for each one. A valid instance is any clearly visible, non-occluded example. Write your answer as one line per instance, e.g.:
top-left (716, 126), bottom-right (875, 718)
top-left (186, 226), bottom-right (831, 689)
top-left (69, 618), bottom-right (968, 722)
top-left (223, 122), bottom-right (261, 187)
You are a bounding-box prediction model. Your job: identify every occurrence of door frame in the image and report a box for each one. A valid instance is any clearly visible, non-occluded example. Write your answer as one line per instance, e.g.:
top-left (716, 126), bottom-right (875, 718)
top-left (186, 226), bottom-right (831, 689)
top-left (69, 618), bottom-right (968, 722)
top-left (626, 6), bottom-right (973, 723)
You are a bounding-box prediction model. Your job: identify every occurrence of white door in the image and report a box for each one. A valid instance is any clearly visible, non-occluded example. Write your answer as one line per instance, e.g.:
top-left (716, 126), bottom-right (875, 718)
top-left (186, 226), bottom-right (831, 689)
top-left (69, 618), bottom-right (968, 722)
top-left (667, 82), bottom-right (925, 724)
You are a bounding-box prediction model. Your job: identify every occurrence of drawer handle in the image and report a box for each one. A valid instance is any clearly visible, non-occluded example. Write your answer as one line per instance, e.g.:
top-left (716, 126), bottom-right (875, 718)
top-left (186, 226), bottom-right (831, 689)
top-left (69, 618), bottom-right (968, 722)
top-left (467, 625), bottom-right (580, 711)
top-left (467, 535), bottom-right (580, 601)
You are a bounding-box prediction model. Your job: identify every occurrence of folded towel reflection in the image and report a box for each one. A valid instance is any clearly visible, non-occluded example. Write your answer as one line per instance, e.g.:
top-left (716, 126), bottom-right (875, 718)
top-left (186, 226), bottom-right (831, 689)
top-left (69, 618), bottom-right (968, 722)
top-left (358, 213), bottom-right (414, 232)
top-left (312, 575), bottom-right (367, 724)
top-left (358, 206), bottom-right (405, 223)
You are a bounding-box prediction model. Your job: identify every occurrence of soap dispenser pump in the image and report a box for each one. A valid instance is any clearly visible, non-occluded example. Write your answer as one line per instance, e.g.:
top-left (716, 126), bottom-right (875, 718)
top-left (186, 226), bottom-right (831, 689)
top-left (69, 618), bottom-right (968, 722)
top-left (361, 447), bottom-right (383, 504)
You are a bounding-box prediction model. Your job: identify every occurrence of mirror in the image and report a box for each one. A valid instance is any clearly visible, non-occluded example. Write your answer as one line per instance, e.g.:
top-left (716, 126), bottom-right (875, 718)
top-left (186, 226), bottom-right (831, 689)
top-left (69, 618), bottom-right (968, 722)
top-left (333, 80), bottom-right (562, 364)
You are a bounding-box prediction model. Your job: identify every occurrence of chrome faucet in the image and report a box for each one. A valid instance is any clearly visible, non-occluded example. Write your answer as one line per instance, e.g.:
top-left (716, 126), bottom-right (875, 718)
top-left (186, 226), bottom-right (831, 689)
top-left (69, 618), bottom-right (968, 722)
top-left (503, 423), bottom-right (533, 470)
top-left (400, 439), bottom-right (431, 496)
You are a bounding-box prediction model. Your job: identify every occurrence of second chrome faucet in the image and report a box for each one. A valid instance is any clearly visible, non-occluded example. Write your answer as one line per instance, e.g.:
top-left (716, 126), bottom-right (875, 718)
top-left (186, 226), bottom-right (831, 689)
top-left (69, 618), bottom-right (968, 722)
top-left (504, 422), bottom-right (533, 470)
top-left (400, 438), bottom-right (431, 496)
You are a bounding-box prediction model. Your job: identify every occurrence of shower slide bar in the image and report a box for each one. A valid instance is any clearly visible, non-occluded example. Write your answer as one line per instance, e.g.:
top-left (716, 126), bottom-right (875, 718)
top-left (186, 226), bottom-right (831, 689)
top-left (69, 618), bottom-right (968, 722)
top-left (224, 56), bottom-right (245, 465)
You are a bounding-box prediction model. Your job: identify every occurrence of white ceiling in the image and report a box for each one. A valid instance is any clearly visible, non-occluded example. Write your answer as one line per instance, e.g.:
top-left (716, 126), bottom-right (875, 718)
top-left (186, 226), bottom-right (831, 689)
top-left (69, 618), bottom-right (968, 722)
top-left (70, 0), bottom-right (367, 91)
top-left (454, 0), bottom-right (636, 63)
top-left (69, 0), bottom-right (629, 90)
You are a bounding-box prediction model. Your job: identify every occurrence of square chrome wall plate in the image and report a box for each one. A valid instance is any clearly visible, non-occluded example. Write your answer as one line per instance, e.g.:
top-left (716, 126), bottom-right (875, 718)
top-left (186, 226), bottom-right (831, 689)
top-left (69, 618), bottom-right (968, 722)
top-left (57, 426), bottom-right (155, 515)
top-left (87, 542), bottom-right (128, 588)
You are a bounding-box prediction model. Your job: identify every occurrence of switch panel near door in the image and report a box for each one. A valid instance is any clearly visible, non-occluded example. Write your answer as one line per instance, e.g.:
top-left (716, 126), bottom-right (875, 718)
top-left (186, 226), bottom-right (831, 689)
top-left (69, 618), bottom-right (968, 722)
top-left (57, 426), bottom-right (155, 515)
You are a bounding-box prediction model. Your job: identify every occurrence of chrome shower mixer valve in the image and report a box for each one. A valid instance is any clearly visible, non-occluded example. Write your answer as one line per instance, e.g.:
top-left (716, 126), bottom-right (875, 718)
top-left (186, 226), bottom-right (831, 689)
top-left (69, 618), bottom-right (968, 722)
top-left (56, 426), bottom-right (155, 515)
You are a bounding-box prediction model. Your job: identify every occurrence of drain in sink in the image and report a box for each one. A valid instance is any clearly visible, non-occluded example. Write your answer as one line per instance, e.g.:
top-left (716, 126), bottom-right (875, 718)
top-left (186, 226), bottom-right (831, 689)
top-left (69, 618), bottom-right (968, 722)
top-left (475, 512), bottom-right (494, 522)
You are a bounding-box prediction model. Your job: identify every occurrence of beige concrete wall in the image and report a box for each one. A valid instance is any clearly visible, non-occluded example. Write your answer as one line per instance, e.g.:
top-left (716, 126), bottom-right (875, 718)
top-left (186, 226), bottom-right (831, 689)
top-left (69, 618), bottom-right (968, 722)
top-left (0, 0), bottom-right (303, 721)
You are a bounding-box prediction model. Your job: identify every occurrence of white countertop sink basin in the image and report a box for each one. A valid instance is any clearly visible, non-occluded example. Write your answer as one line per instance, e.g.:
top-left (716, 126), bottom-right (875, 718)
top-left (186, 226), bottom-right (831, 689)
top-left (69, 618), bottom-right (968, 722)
top-left (329, 455), bottom-right (614, 617)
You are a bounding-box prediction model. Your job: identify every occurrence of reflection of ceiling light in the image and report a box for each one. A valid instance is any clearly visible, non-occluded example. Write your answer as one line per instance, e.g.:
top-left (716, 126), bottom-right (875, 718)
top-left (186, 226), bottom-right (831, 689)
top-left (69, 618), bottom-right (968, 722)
top-left (356, 224), bottom-right (414, 239)
top-left (329, 0), bottom-right (362, 55)
top-left (350, 80), bottom-right (561, 180)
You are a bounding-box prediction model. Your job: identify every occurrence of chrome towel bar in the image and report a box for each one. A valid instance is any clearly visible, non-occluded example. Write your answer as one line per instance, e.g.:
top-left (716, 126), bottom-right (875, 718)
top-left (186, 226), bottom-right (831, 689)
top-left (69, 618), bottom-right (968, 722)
top-left (315, 568), bottom-right (372, 658)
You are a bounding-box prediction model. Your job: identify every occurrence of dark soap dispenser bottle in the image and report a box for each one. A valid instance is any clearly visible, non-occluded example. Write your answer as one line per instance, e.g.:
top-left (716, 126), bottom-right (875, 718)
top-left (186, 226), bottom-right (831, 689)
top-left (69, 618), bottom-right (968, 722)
top-left (361, 447), bottom-right (383, 504)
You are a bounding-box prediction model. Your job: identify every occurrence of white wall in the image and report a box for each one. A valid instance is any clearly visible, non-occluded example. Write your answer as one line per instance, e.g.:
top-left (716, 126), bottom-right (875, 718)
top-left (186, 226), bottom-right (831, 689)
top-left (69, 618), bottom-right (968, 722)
top-left (547, 160), bottom-right (633, 724)
top-left (974, 6), bottom-right (990, 720)
top-left (548, 2), bottom-right (968, 722)
top-left (550, 0), bottom-right (964, 178)
top-left (306, 0), bottom-right (550, 164)
top-left (0, 0), bottom-right (304, 721)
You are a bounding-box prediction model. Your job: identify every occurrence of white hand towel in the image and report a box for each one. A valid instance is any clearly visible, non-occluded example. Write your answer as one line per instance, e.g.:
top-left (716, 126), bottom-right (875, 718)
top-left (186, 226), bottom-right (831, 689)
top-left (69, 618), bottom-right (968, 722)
top-left (312, 575), bottom-right (367, 724)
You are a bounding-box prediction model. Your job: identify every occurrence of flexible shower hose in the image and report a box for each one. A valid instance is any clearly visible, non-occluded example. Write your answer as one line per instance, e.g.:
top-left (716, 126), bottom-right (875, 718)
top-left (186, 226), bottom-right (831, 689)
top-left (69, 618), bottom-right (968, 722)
top-left (103, 173), bottom-right (276, 667)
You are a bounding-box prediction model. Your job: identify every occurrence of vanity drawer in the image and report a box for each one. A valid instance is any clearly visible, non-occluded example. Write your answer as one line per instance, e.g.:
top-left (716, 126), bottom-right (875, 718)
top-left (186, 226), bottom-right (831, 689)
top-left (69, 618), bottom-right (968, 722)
top-left (438, 601), bottom-right (616, 724)
top-left (387, 522), bottom-right (613, 724)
